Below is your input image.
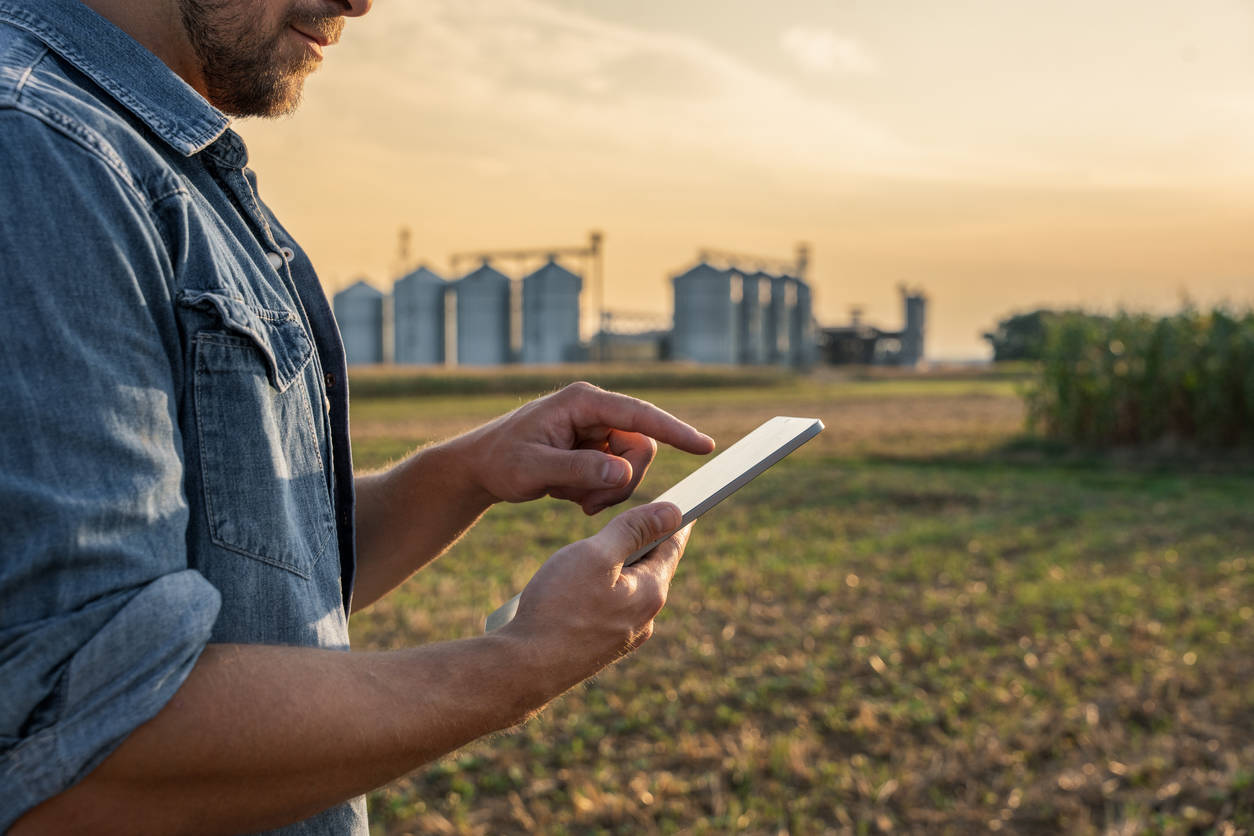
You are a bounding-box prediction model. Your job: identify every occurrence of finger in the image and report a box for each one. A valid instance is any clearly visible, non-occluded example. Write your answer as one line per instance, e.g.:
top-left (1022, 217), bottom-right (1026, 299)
top-left (529, 447), bottom-right (634, 499)
top-left (564, 384), bottom-right (715, 455)
top-left (579, 430), bottom-right (656, 514)
top-left (587, 502), bottom-right (682, 572)
top-left (626, 521), bottom-right (693, 586)
top-left (620, 522), bottom-right (695, 620)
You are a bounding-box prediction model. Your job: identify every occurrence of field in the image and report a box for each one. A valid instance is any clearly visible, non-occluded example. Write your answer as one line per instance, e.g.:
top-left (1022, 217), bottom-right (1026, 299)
top-left (347, 366), bottom-right (1254, 835)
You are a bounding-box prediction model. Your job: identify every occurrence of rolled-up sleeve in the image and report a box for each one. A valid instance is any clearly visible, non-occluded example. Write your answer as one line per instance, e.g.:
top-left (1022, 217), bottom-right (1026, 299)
top-left (0, 111), bottom-right (221, 827)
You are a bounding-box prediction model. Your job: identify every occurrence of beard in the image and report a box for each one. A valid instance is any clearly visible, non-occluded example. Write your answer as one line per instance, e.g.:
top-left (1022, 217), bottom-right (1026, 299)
top-left (177, 0), bottom-right (344, 118)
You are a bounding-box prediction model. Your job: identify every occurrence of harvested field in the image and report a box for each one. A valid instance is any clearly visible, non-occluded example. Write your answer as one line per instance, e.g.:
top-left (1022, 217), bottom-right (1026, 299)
top-left (348, 367), bottom-right (1254, 835)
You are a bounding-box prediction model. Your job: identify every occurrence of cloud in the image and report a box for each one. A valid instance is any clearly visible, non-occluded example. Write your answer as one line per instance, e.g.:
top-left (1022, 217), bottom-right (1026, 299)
top-left (302, 0), bottom-right (915, 176)
top-left (779, 26), bottom-right (878, 76)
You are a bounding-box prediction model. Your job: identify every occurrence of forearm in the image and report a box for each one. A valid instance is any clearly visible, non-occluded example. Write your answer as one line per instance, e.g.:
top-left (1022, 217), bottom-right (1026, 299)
top-left (13, 635), bottom-right (559, 836)
top-left (352, 435), bottom-right (493, 611)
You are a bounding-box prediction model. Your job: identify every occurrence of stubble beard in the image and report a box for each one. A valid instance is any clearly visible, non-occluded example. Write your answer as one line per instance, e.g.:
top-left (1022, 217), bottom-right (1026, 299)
top-left (177, 0), bottom-right (342, 118)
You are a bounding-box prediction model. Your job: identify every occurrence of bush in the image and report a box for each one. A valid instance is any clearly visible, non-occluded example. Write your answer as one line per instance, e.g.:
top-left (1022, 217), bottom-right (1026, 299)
top-left (1025, 306), bottom-right (1254, 448)
top-left (983, 308), bottom-right (1087, 362)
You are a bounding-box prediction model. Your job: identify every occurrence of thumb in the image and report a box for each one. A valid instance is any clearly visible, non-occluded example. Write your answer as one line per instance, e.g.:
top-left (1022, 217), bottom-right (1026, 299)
top-left (535, 447), bottom-right (633, 493)
top-left (590, 502), bottom-right (682, 568)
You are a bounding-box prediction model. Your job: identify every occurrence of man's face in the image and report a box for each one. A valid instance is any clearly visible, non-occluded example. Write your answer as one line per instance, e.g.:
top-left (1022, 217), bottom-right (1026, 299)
top-left (176, 0), bottom-right (347, 118)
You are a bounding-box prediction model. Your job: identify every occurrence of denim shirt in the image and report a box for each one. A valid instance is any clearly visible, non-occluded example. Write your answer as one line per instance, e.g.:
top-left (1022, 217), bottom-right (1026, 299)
top-left (0, 0), bottom-right (364, 832)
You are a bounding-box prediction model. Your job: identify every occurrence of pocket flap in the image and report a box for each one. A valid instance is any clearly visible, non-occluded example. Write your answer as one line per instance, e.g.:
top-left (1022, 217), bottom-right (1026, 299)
top-left (179, 290), bottom-right (313, 392)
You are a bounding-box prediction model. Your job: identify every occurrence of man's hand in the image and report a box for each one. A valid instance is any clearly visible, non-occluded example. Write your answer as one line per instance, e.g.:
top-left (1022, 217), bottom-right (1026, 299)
top-left (500, 501), bottom-right (692, 686)
top-left (458, 381), bottom-right (715, 515)
top-left (13, 502), bottom-right (695, 836)
top-left (351, 382), bottom-right (711, 611)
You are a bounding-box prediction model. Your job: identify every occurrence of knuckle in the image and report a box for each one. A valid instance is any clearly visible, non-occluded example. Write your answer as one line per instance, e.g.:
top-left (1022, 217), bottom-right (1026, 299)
top-left (627, 513), bottom-right (655, 545)
top-left (586, 535), bottom-right (617, 564)
top-left (647, 585), bottom-right (667, 616)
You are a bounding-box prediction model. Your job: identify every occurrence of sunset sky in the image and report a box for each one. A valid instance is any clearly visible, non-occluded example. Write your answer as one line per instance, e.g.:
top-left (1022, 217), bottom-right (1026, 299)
top-left (237, 0), bottom-right (1254, 358)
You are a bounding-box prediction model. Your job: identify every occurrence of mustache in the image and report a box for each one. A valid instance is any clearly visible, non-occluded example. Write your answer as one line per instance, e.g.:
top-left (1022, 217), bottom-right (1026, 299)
top-left (289, 9), bottom-right (346, 45)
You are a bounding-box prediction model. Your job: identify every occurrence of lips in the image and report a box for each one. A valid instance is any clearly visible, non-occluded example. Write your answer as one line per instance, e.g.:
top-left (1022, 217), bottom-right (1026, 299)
top-left (290, 23), bottom-right (332, 48)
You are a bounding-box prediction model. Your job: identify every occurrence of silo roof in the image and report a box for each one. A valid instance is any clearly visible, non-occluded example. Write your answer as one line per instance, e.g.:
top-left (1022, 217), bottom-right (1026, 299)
top-left (336, 279), bottom-right (384, 299)
top-left (671, 261), bottom-right (731, 284)
top-left (457, 263), bottom-right (511, 286)
top-left (522, 259), bottom-right (582, 291)
top-left (396, 265), bottom-right (446, 288)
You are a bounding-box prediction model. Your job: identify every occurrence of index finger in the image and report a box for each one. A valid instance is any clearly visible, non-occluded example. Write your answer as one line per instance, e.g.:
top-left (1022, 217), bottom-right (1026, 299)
top-left (565, 383), bottom-right (715, 455)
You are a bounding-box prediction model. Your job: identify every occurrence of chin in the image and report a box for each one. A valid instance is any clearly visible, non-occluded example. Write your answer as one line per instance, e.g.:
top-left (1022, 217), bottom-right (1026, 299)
top-left (216, 77), bottom-right (307, 118)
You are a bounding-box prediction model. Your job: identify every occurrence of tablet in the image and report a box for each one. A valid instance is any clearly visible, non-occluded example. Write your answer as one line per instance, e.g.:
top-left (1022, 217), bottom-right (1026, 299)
top-left (484, 415), bottom-right (824, 632)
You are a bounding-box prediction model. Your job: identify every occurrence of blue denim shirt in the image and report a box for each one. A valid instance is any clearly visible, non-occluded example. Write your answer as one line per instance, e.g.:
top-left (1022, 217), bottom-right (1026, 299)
top-left (0, 0), bottom-right (364, 831)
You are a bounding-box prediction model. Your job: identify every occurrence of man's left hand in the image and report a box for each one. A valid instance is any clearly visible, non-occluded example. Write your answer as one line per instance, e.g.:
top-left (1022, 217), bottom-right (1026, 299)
top-left (458, 382), bottom-right (715, 515)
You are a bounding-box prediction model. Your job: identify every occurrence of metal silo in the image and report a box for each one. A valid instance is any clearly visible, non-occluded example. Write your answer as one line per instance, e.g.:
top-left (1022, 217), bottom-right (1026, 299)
top-left (767, 274), bottom-right (796, 366)
top-left (521, 258), bottom-right (582, 365)
top-left (899, 287), bottom-right (927, 367)
top-left (393, 266), bottom-right (446, 365)
top-left (789, 278), bottom-right (817, 369)
top-left (671, 262), bottom-right (740, 365)
top-left (454, 262), bottom-right (511, 366)
top-left (739, 271), bottom-right (772, 365)
top-left (333, 279), bottom-right (384, 365)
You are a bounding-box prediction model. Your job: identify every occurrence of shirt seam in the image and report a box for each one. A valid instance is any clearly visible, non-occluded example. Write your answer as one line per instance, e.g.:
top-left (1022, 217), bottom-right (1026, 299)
top-left (2, 100), bottom-right (190, 226)
top-left (0, 5), bottom-right (227, 153)
top-left (2, 101), bottom-right (142, 210)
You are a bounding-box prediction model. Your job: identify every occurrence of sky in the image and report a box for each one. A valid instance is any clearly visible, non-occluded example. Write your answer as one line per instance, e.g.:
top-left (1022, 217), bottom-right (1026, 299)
top-left (237, 0), bottom-right (1254, 359)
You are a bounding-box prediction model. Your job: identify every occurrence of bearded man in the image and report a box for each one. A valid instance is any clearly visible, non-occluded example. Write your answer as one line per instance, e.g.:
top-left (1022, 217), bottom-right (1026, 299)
top-left (0, 1), bottom-right (713, 832)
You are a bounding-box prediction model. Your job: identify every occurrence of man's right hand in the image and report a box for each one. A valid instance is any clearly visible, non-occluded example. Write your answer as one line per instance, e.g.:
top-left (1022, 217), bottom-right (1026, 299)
top-left (500, 501), bottom-right (691, 688)
top-left (12, 503), bottom-right (693, 836)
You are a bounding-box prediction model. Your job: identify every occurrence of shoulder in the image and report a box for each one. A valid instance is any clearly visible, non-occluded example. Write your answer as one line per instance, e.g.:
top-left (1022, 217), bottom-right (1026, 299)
top-left (0, 21), bottom-right (184, 208)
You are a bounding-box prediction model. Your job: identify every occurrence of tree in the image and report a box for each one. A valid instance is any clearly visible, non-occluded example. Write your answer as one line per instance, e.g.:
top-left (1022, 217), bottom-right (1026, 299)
top-left (983, 309), bottom-right (1088, 362)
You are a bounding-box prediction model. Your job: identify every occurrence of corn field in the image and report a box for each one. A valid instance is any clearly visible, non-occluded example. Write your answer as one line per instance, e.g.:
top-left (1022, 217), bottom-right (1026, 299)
top-left (1026, 307), bottom-right (1254, 447)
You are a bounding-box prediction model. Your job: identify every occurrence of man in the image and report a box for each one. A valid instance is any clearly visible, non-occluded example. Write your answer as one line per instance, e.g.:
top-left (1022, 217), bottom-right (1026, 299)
top-left (0, 0), bottom-right (714, 832)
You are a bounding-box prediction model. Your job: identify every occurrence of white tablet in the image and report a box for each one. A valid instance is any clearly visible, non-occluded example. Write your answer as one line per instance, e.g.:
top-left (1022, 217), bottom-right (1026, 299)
top-left (484, 415), bottom-right (824, 632)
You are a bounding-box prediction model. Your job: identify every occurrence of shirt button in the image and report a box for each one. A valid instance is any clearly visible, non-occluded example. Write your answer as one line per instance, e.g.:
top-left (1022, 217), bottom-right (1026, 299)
top-left (281, 247), bottom-right (296, 262)
top-left (266, 251), bottom-right (284, 270)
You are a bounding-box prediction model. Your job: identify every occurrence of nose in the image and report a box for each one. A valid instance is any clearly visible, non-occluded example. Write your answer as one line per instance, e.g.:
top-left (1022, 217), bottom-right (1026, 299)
top-left (340, 0), bottom-right (371, 16)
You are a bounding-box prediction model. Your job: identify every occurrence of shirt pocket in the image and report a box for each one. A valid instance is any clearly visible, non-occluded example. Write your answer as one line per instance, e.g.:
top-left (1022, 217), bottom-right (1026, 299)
top-left (181, 289), bottom-right (335, 578)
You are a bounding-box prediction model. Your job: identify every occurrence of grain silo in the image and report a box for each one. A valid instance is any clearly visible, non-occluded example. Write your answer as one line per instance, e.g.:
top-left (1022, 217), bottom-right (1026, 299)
top-left (671, 262), bottom-right (741, 365)
top-left (899, 287), bottom-right (927, 367)
top-left (789, 278), bottom-right (817, 369)
top-left (454, 262), bottom-right (511, 366)
top-left (739, 271), bottom-right (772, 365)
top-left (333, 279), bottom-right (384, 365)
top-left (393, 266), bottom-right (446, 365)
top-left (766, 274), bottom-right (796, 366)
top-left (521, 258), bottom-right (582, 365)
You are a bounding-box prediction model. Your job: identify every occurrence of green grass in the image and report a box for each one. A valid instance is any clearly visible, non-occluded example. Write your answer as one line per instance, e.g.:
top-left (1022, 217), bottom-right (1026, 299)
top-left (347, 369), bottom-right (1254, 834)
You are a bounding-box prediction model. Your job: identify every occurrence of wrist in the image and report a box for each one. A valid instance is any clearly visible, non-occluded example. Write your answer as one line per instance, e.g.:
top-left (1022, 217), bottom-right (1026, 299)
top-left (408, 432), bottom-right (497, 513)
top-left (467, 630), bottom-right (575, 727)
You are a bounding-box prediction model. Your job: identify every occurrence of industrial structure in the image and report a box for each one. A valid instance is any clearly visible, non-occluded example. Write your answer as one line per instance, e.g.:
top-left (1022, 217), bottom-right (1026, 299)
top-left (392, 266), bottom-right (445, 365)
top-left (333, 233), bottom-right (595, 368)
top-left (332, 279), bottom-right (384, 365)
top-left (454, 263), bottom-right (511, 366)
top-left (331, 234), bottom-right (926, 369)
top-left (521, 259), bottom-right (582, 364)
top-left (669, 244), bottom-right (818, 369)
top-left (819, 285), bottom-right (927, 366)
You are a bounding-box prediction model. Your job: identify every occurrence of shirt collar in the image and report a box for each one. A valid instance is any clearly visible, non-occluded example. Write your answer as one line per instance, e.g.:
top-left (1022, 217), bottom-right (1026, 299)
top-left (0, 0), bottom-right (231, 156)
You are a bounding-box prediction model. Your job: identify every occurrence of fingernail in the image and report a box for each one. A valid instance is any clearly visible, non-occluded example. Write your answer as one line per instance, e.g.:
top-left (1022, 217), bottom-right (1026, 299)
top-left (654, 504), bottom-right (680, 530)
top-left (602, 460), bottom-right (628, 485)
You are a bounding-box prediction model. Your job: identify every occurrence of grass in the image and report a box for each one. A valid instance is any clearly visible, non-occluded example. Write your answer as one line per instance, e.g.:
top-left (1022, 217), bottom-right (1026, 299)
top-left (346, 366), bottom-right (1254, 834)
